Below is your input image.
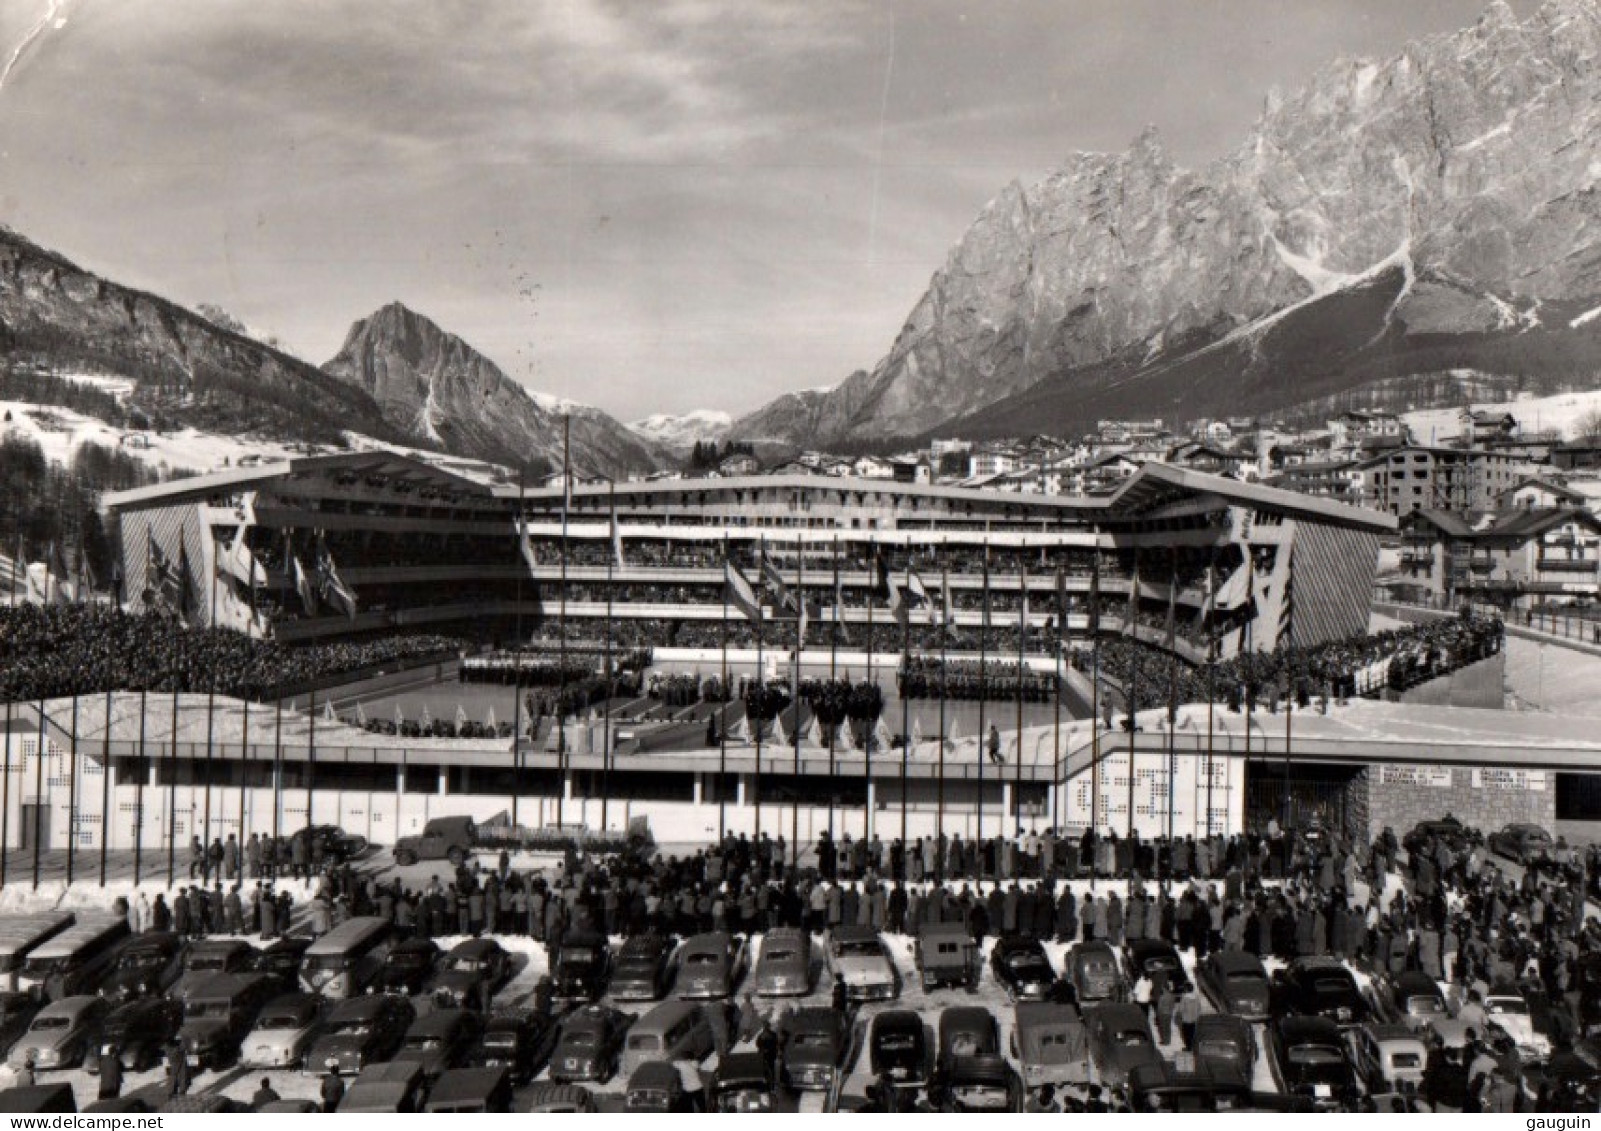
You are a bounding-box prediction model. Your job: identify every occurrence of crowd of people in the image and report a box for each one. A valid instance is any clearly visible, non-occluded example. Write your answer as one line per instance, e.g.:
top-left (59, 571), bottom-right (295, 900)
top-left (0, 604), bottom-right (466, 701)
top-left (898, 655), bottom-right (1058, 702)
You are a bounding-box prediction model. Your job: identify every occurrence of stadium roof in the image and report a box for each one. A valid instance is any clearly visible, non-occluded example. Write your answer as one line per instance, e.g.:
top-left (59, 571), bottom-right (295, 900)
top-left (103, 450), bottom-right (496, 510)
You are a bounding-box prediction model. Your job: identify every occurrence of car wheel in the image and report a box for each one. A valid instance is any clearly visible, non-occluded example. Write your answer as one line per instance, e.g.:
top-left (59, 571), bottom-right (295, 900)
top-left (395, 848), bottom-right (418, 867)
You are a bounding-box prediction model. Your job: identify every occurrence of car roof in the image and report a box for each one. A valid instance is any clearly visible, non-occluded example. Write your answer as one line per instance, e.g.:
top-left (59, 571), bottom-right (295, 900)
top-left (448, 938), bottom-right (500, 957)
top-left (427, 1067), bottom-right (508, 1103)
top-left (1194, 1013), bottom-right (1248, 1034)
top-left (189, 938), bottom-right (253, 954)
top-left (38, 995), bottom-right (102, 1017)
top-left (1211, 951), bottom-right (1266, 972)
top-left (1280, 1015), bottom-right (1342, 1039)
top-left (409, 1008), bottom-right (471, 1035)
top-left (352, 1060), bottom-right (426, 1085)
top-left (526, 1083), bottom-right (595, 1110)
top-left (1395, 971), bottom-right (1440, 990)
top-left (716, 1051), bottom-right (771, 1082)
top-left (620, 934), bottom-right (669, 955)
top-left (946, 1054), bottom-right (1011, 1083)
top-left (260, 992), bottom-right (320, 1014)
top-left (872, 1009), bottom-right (923, 1033)
top-left (1089, 1002), bottom-right (1147, 1025)
top-left (392, 937), bottom-right (439, 953)
top-left (831, 925), bottom-right (878, 941)
top-left (329, 994), bottom-right (397, 1021)
top-left (561, 929), bottom-right (607, 947)
top-left (1128, 939), bottom-right (1177, 956)
top-left (1366, 1024), bottom-right (1427, 1044)
top-left (184, 972), bottom-right (271, 999)
top-left (629, 1061), bottom-right (682, 1090)
top-left (940, 1005), bottom-right (994, 1028)
top-left (682, 932), bottom-right (732, 952)
top-left (1015, 1002), bottom-right (1082, 1027)
top-left (785, 1008), bottom-right (839, 1033)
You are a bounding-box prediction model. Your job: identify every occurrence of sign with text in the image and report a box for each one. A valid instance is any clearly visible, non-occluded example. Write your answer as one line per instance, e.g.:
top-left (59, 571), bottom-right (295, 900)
top-left (1471, 768), bottom-right (1546, 792)
top-left (1379, 764), bottom-right (1453, 788)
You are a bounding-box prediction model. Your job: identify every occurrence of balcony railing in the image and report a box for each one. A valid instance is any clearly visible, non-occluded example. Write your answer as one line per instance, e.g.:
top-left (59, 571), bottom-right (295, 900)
top-left (1535, 558), bottom-right (1598, 573)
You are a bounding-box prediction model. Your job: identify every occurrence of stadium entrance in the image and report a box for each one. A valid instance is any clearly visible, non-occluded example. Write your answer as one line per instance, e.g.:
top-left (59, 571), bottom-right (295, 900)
top-left (1242, 760), bottom-right (1365, 840)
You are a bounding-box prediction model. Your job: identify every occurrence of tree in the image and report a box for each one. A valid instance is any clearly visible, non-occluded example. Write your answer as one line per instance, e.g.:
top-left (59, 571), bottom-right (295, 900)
top-left (1573, 407), bottom-right (1601, 444)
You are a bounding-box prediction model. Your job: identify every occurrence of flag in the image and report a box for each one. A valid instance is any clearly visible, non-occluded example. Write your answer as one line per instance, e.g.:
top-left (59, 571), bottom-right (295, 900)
top-left (805, 713), bottom-right (822, 747)
top-left (324, 700), bottom-right (337, 722)
top-left (173, 535), bottom-right (194, 625)
top-left (291, 555), bottom-right (318, 616)
top-left (762, 558), bottom-right (796, 615)
top-left (1088, 553), bottom-right (1101, 635)
top-left (774, 715), bottom-right (788, 746)
top-left (611, 512), bottom-right (624, 568)
top-left (147, 530), bottom-right (181, 613)
top-left (906, 567), bottom-right (932, 624)
top-left (421, 704), bottom-right (433, 728)
top-left (48, 544), bottom-right (70, 604)
top-left (315, 535), bottom-right (359, 619)
top-left (24, 562), bottom-right (51, 606)
top-left (724, 557), bottom-right (762, 624)
top-left (484, 706), bottom-right (496, 731)
top-left (873, 717), bottom-right (893, 754)
top-left (356, 702), bottom-right (369, 727)
top-left (394, 703), bottom-right (405, 729)
top-left (840, 718), bottom-right (857, 751)
top-left (882, 555), bottom-right (906, 628)
top-left (518, 521), bottom-right (538, 574)
top-left (1212, 559), bottom-right (1253, 612)
top-left (912, 715), bottom-right (924, 747)
top-left (941, 574), bottom-right (954, 629)
top-left (729, 713), bottom-right (750, 742)
top-left (216, 583), bottom-right (265, 637)
top-left (1019, 572), bottom-right (1030, 631)
top-left (456, 703), bottom-right (469, 729)
top-left (219, 528), bottom-right (267, 589)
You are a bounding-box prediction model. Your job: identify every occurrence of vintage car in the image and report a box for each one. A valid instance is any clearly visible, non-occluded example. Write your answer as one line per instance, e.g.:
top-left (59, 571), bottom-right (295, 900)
top-left (7, 995), bottom-right (108, 1071)
top-left (392, 816), bottom-right (476, 867)
top-left (525, 1083), bottom-right (599, 1113)
top-left (989, 935), bottom-right (1057, 1002)
top-left (827, 926), bottom-right (899, 1004)
top-left (423, 1067), bottom-right (515, 1114)
top-left (0, 994), bottom-right (40, 1062)
top-left (1127, 1061), bottom-right (1251, 1113)
top-left (914, 923), bottom-right (978, 993)
top-left (550, 1005), bottom-right (631, 1084)
top-left (173, 939), bottom-right (257, 1001)
top-left (779, 1006), bottom-right (848, 1092)
top-left (1192, 1013), bottom-right (1255, 1085)
top-left (101, 933), bottom-right (185, 1002)
top-left (1485, 982), bottom-right (1553, 1061)
top-left (753, 928), bottom-right (813, 997)
top-left (868, 1009), bottom-right (929, 1088)
top-left (1198, 951), bottom-right (1272, 1021)
top-left (936, 1005), bottom-right (999, 1071)
top-left (1349, 1023), bottom-right (1428, 1095)
top-left (933, 1054), bottom-right (1022, 1112)
top-left (466, 1011), bottom-right (558, 1085)
top-left (1488, 822), bottom-right (1554, 866)
top-left (552, 930), bottom-right (612, 1003)
top-left (709, 1051), bottom-right (776, 1112)
top-left (609, 934), bottom-right (677, 1002)
top-left (91, 998), bottom-right (184, 1073)
top-left (279, 825), bottom-right (368, 868)
top-left (1124, 939), bottom-right (1193, 995)
top-left (1269, 1015), bottom-right (1360, 1109)
top-left (1084, 1001), bottom-right (1163, 1088)
top-left (1383, 970), bottom-right (1449, 1031)
top-left (337, 1060), bottom-right (428, 1113)
top-left (1273, 957), bottom-right (1370, 1027)
top-left (1400, 816), bottom-right (1478, 857)
top-left (0, 1083), bottom-right (75, 1113)
top-left (253, 936), bottom-right (314, 993)
top-left (1011, 1002), bottom-right (1089, 1089)
top-left (176, 972), bottom-right (277, 1070)
top-left (241, 991), bottom-right (325, 1070)
top-left (1068, 940), bottom-right (1126, 1003)
top-left (673, 932), bottom-right (747, 1000)
top-left (305, 993), bottom-right (414, 1076)
top-left (390, 1007), bottom-right (483, 1081)
top-left (626, 1060), bottom-right (698, 1113)
top-left (429, 938), bottom-right (511, 1010)
top-left (377, 938), bottom-right (440, 996)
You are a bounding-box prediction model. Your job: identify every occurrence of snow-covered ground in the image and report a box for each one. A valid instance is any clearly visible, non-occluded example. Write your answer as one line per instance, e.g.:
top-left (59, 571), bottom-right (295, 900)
top-left (1503, 633), bottom-right (1601, 716)
top-left (1403, 388), bottom-right (1601, 445)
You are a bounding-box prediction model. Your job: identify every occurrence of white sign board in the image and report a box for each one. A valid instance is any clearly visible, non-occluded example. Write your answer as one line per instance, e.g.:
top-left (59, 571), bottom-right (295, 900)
top-left (1379, 765), bottom-right (1453, 788)
top-left (1471, 768), bottom-right (1546, 792)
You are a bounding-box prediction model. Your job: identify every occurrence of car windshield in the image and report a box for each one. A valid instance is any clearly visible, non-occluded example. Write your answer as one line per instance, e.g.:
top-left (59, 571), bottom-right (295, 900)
top-left (257, 1011), bottom-right (306, 1031)
top-left (405, 1035), bottom-right (444, 1051)
top-left (563, 1030), bottom-right (599, 1048)
top-left (1142, 955), bottom-right (1180, 972)
top-left (188, 955), bottom-right (235, 972)
top-left (188, 1002), bottom-right (232, 1020)
top-left (764, 950), bottom-right (794, 964)
top-left (687, 953), bottom-right (721, 966)
top-left (561, 949), bottom-right (595, 965)
top-left (304, 956), bottom-right (351, 975)
top-left (626, 1035), bottom-right (659, 1051)
top-left (1116, 1030), bottom-right (1150, 1046)
top-left (1391, 1052), bottom-right (1422, 1069)
top-left (791, 1032), bottom-right (832, 1049)
top-left (119, 951), bottom-right (167, 970)
top-left (1008, 953), bottom-right (1047, 970)
top-left (876, 1034), bottom-right (917, 1052)
top-left (834, 940), bottom-right (880, 959)
top-left (1487, 999), bottom-right (1527, 1015)
top-left (332, 1021), bottom-right (373, 1037)
top-left (1226, 970), bottom-right (1264, 983)
top-left (1289, 1046), bottom-right (1344, 1066)
top-left (31, 1016), bottom-right (70, 1030)
top-left (1406, 996), bottom-right (1444, 1013)
top-left (1314, 978), bottom-right (1353, 995)
top-left (445, 956), bottom-right (485, 972)
top-left (389, 952), bottom-right (432, 969)
top-left (482, 1032), bottom-right (518, 1050)
top-left (1199, 1039), bottom-right (1242, 1059)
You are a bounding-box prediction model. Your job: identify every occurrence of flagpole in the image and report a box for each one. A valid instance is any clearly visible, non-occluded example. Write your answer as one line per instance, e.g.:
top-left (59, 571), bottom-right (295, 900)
top-left (899, 555), bottom-right (910, 845)
top-left (827, 535), bottom-right (839, 840)
top-left (1282, 560), bottom-right (1295, 871)
top-left (1164, 548), bottom-right (1178, 897)
top-left (272, 693), bottom-right (284, 847)
top-left (1127, 547), bottom-right (1138, 843)
top-left (719, 534), bottom-right (730, 842)
top-left (167, 680), bottom-right (179, 888)
top-left (792, 537), bottom-right (803, 870)
top-left (557, 417), bottom-right (570, 831)
top-left (1053, 565), bottom-right (1065, 840)
top-left (66, 692), bottom-right (78, 887)
top-left (754, 536), bottom-right (765, 841)
top-left (1205, 548), bottom-right (1217, 840)
top-left (33, 699), bottom-right (46, 890)
top-left (306, 678), bottom-right (317, 843)
top-left (1015, 561), bottom-right (1026, 833)
top-left (1, 698), bottom-right (10, 888)
top-left (1090, 548), bottom-right (1101, 878)
top-left (601, 480), bottom-right (616, 834)
top-left (204, 537), bottom-right (219, 852)
top-left (937, 564), bottom-right (948, 843)
top-left (512, 475), bottom-right (525, 829)
top-left (133, 688), bottom-right (145, 885)
top-left (865, 537), bottom-right (874, 843)
top-left (977, 551), bottom-right (989, 844)
top-left (99, 688), bottom-right (112, 887)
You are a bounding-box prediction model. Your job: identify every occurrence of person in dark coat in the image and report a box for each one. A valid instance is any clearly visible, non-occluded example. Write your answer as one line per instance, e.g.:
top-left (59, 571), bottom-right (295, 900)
top-left (97, 1046), bottom-right (123, 1101)
top-left (251, 1078), bottom-right (281, 1109)
top-left (320, 1071), bottom-right (346, 1112)
top-left (166, 1039), bottom-right (191, 1097)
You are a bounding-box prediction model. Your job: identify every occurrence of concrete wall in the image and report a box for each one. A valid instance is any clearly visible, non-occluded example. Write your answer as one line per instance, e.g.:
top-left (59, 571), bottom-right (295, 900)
top-left (1362, 763), bottom-right (1554, 840)
top-left (1391, 652), bottom-right (1505, 710)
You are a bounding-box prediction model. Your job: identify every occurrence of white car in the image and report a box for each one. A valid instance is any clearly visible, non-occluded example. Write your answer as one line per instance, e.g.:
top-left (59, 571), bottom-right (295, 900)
top-left (826, 926), bottom-right (899, 1004)
top-left (1484, 990), bottom-right (1552, 1061)
top-left (241, 991), bottom-right (325, 1069)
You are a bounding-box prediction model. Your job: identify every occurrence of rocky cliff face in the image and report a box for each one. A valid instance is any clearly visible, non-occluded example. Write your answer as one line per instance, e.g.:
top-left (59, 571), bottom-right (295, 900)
top-left (735, 0), bottom-right (1601, 447)
top-left (0, 227), bottom-right (393, 445)
top-left (322, 302), bottom-right (663, 476)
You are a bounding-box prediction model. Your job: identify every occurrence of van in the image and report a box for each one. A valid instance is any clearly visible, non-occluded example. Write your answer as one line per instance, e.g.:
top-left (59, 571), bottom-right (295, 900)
top-left (300, 917), bottom-right (391, 1000)
top-left (0, 914), bottom-right (74, 992)
top-left (178, 973), bottom-right (277, 1070)
top-left (620, 1000), bottom-right (714, 1077)
top-left (915, 924), bottom-right (978, 992)
top-left (425, 1067), bottom-right (515, 1114)
top-left (16, 916), bottom-right (129, 1001)
top-left (1011, 1002), bottom-right (1090, 1088)
top-left (338, 1060), bottom-right (428, 1113)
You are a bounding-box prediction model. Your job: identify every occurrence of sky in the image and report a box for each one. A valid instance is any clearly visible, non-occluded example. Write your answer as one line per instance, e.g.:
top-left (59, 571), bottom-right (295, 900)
top-left (0, 0), bottom-right (1515, 422)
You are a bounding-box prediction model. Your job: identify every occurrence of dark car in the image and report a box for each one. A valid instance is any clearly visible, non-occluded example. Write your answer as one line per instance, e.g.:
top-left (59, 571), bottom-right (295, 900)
top-left (0, 994), bottom-right (41, 1061)
top-left (1068, 940), bottom-right (1126, 1003)
top-left (466, 1011), bottom-right (558, 1085)
top-left (1273, 957), bottom-right (1369, 1027)
top-left (1401, 816), bottom-right (1477, 857)
top-left (253, 936), bottom-right (314, 993)
top-left (552, 930), bottom-right (612, 1003)
top-left (550, 1005), bottom-right (630, 1084)
top-left (1192, 1013), bottom-right (1255, 1086)
top-left (282, 825), bottom-right (368, 867)
top-left (175, 972), bottom-right (277, 1070)
top-left (305, 993), bottom-right (415, 1076)
top-left (626, 1060), bottom-right (699, 1113)
top-left (392, 816), bottom-right (476, 868)
top-left (429, 938), bottom-right (511, 1011)
top-left (100, 933), bottom-right (185, 1002)
top-left (868, 1009), bottom-right (928, 1088)
top-left (174, 939), bottom-right (256, 1001)
top-left (989, 936), bottom-right (1057, 1002)
top-left (424, 1067), bottom-right (516, 1114)
top-left (1269, 1015), bottom-right (1360, 1109)
top-left (673, 932), bottom-right (747, 1001)
top-left (779, 1006), bottom-right (848, 1092)
top-left (937, 1005), bottom-right (999, 1071)
top-left (1523, 1050), bottom-right (1601, 1112)
top-left (610, 934), bottom-right (677, 1003)
top-left (1124, 939), bottom-right (1193, 995)
top-left (91, 998), bottom-right (184, 1073)
top-left (377, 939), bottom-right (440, 997)
top-left (1085, 1001), bottom-right (1163, 1088)
top-left (710, 1050), bottom-right (776, 1112)
top-left (1127, 1061), bottom-right (1252, 1113)
top-left (1488, 823), bottom-right (1553, 866)
top-left (391, 1007), bottom-right (483, 1081)
top-left (1198, 951), bottom-right (1271, 1021)
top-left (933, 1053), bottom-right (1022, 1112)
top-left (1383, 970), bottom-right (1449, 1030)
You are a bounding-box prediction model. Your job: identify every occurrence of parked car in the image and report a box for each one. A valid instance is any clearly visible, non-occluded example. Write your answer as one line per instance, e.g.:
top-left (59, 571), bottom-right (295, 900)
top-left (1489, 822), bottom-right (1553, 866)
top-left (937, 1005), bottom-right (998, 1072)
top-left (241, 991), bottom-right (325, 1070)
top-left (709, 1050), bottom-right (776, 1112)
top-left (429, 938), bottom-right (511, 1011)
top-left (1192, 1013), bottom-right (1255, 1085)
top-left (933, 1054), bottom-right (1022, 1112)
top-left (525, 1083), bottom-right (598, 1113)
top-left (549, 1005), bottom-right (630, 1084)
top-left (868, 1009), bottom-right (929, 1088)
top-left (1126, 1061), bottom-right (1251, 1112)
top-left (91, 998), bottom-right (183, 1074)
top-left (176, 972), bottom-right (277, 1070)
top-left (305, 993), bottom-right (414, 1076)
top-left (1382, 970), bottom-right (1449, 1031)
top-left (337, 1060), bottom-right (427, 1114)
top-left (1198, 951), bottom-right (1271, 1021)
top-left (254, 937), bottom-right (314, 993)
top-left (827, 926), bottom-right (899, 1004)
top-left (423, 1066), bottom-right (515, 1114)
top-left (989, 936), bottom-right (1057, 1002)
top-left (173, 939), bottom-right (256, 1001)
top-left (1268, 1015), bottom-right (1360, 1109)
top-left (914, 923), bottom-right (978, 993)
top-left (1084, 1001), bottom-right (1163, 1088)
top-left (391, 816), bottom-right (476, 867)
top-left (779, 1006), bottom-right (848, 1092)
top-left (1124, 939), bottom-right (1193, 995)
top-left (626, 1060), bottom-right (698, 1113)
top-left (390, 1007), bottom-right (482, 1081)
top-left (466, 1011), bottom-right (558, 1085)
top-left (1485, 982), bottom-right (1553, 1061)
top-left (753, 928), bottom-right (813, 997)
top-left (1068, 941), bottom-right (1126, 1003)
top-left (7, 995), bottom-right (108, 1071)
top-left (1349, 1023), bottom-right (1428, 1095)
top-left (277, 825), bottom-right (367, 868)
top-left (100, 933), bottom-right (185, 1002)
top-left (1273, 957), bottom-right (1369, 1027)
top-left (377, 939), bottom-right (440, 996)
top-left (673, 932), bottom-right (747, 1000)
top-left (0, 994), bottom-right (41, 1062)
top-left (552, 930), bottom-right (612, 1003)
top-left (1011, 1002), bottom-right (1090, 1089)
top-left (1401, 816), bottom-right (1477, 857)
top-left (609, 934), bottom-right (676, 1002)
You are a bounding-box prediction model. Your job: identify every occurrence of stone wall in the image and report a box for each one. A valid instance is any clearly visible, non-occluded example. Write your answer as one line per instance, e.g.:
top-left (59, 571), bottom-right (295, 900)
top-left (1363, 763), bottom-right (1553, 840)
